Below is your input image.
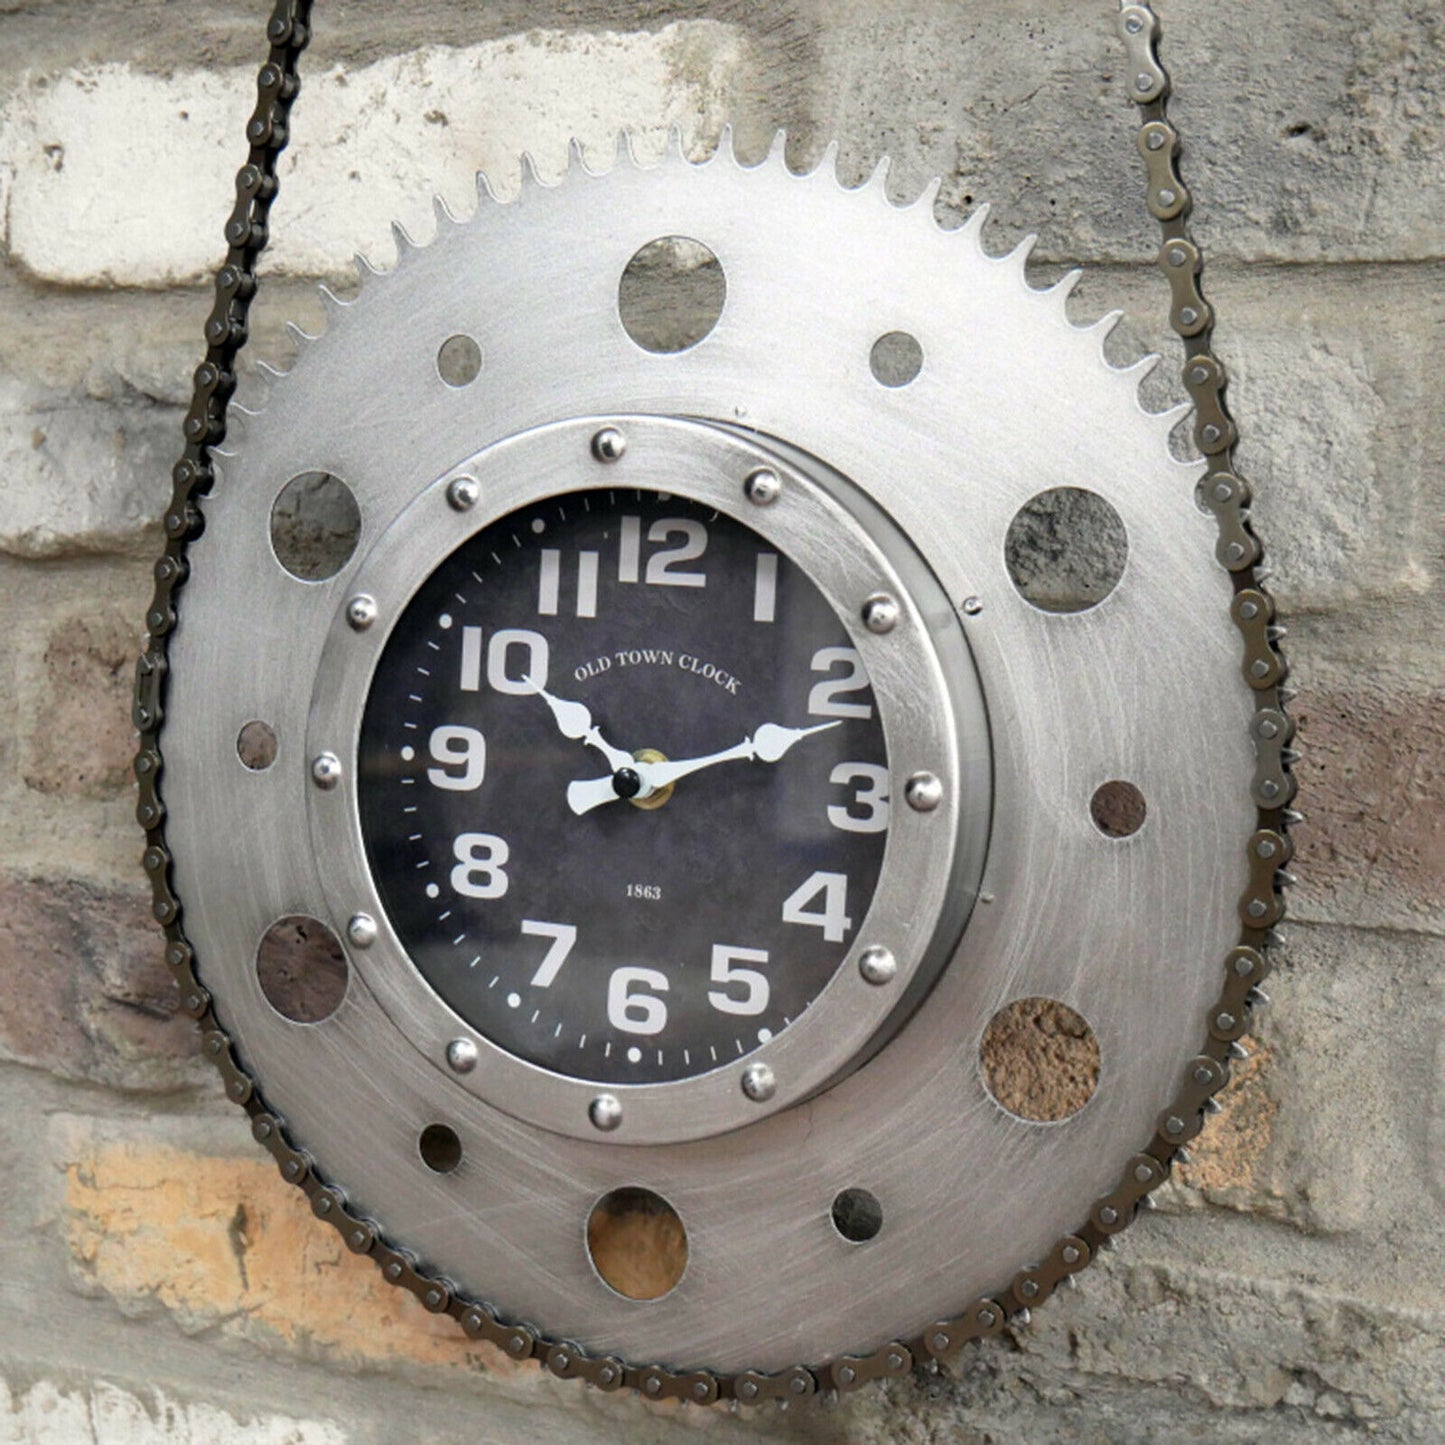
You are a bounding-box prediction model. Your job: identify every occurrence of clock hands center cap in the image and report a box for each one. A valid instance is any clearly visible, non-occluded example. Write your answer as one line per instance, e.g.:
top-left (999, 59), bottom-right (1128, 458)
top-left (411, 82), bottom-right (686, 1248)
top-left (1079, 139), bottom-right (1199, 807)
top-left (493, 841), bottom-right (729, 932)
top-left (622, 749), bottom-right (674, 810)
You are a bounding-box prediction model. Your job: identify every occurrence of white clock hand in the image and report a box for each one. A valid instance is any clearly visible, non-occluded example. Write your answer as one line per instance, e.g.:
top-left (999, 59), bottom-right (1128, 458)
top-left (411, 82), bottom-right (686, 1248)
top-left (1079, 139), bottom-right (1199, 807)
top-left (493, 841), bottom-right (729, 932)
top-left (525, 676), bottom-right (634, 772)
top-left (565, 721), bottom-right (841, 816)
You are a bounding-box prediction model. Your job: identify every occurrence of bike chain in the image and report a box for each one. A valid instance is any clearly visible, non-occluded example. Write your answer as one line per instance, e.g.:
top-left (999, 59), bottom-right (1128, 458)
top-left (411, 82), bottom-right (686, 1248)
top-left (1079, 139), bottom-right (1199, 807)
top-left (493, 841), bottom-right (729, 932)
top-left (132, 0), bottom-right (1295, 1407)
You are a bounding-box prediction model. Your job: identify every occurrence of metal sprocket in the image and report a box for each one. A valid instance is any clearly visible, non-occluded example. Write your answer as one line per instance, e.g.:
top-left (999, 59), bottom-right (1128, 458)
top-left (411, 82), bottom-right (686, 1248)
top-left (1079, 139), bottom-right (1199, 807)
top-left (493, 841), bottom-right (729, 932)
top-left (154, 121), bottom-right (1260, 1385)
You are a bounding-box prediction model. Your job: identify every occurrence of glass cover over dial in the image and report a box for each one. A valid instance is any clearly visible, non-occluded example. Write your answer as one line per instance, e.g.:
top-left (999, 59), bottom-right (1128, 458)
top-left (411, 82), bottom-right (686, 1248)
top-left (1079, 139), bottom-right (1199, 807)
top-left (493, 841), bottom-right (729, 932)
top-left (358, 488), bottom-right (888, 1084)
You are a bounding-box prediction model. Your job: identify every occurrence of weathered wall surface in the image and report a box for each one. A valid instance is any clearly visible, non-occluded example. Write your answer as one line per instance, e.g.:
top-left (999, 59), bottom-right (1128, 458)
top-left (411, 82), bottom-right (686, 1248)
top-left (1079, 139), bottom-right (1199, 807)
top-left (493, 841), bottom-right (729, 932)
top-left (1, 1), bottom-right (1441, 1441)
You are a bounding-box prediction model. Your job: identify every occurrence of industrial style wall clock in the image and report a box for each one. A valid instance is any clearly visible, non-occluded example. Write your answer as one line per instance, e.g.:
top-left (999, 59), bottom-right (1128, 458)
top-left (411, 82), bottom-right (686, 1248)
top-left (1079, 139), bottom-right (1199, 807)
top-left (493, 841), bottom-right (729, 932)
top-left (134, 0), bottom-right (1295, 1403)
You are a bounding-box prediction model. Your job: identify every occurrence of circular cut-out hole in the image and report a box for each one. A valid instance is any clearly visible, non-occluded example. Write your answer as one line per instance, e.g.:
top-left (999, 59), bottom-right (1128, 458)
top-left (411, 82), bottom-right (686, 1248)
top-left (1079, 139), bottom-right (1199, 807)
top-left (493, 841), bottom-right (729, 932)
top-left (1004, 487), bottom-right (1128, 613)
top-left (236, 720), bottom-right (277, 771)
top-left (981, 998), bottom-right (1100, 1122)
top-left (618, 236), bottom-right (726, 354)
top-left (831, 1187), bottom-right (883, 1243)
top-left (256, 915), bottom-right (348, 1023)
top-left (418, 1123), bottom-right (463, 1174)
top-left (586, 1187), bottom-right (687, 1300)
top-left (1092, 780), bottom-right (1147, 837)
top-left (869, 330), bottom-right (924, 387)
top-left (437, 333), bottom-right (482, 387)
top-left (270, 472), bottom-right (361, 581)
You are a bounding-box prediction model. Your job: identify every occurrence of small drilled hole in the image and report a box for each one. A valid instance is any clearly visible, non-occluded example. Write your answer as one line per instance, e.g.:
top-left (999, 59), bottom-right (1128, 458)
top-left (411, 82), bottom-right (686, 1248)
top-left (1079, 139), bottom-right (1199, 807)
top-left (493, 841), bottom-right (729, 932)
top-left (618, 237), bottom-right (725, 354)
top-left (1092, 780), bottom-right (1147, 837)
top-left (437, 334), bottom-right (482, 387)
top-left (586, 1187), bottom-right (687, 1300)
top-left (237, 720), bottom-right (277, 770)
top-left (270, 472), bottom-right (361, 581)
top-left (418, 1123), bottom-right (463, 1174)
top-left (256, 915), bottom-right (347, 1023)
top-left (1004, 487), bottom-right (1128, 612)
top-left (869, 331), bottom-right (923, 387)
top-left (831, 1187), bottom-right (883, 1243)
top-left (981, 998), bottom-right (1100, 1122)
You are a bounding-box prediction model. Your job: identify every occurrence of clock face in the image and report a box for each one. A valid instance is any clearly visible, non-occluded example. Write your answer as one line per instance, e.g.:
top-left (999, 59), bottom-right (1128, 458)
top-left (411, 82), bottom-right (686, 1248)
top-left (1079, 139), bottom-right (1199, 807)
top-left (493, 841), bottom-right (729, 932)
top-left (357, 488), bottom-right (889, 1085)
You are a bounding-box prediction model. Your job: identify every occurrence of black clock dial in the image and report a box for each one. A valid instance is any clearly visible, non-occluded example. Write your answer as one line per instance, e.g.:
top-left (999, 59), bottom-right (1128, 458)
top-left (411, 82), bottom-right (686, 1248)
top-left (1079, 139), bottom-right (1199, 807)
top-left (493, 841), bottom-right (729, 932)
top-left (357, 488), bottom-right (889, 1084)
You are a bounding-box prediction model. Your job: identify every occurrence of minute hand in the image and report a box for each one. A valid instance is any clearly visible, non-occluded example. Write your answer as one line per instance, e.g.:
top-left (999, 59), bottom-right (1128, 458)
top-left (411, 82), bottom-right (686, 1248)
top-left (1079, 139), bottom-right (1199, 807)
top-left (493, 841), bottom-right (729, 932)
top-left (565, 721), bottom-right (840, 817)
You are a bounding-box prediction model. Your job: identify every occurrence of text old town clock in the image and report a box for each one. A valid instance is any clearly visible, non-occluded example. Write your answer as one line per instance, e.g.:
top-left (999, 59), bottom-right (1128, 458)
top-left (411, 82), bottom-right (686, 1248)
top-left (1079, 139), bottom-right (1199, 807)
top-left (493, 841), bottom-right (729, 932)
top-left (135, 0), bottom-right (1294, 1402)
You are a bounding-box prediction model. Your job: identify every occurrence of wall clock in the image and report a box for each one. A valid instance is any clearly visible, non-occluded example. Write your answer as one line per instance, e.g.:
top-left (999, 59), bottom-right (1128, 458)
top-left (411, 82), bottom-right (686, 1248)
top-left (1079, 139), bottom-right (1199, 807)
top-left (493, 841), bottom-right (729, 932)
top-left (134, 0), bottom-right (1295, 1403)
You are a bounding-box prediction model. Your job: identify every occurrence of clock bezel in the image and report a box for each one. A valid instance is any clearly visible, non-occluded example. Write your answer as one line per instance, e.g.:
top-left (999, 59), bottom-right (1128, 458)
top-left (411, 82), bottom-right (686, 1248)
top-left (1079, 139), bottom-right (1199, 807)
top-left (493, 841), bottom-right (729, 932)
top-left (304, 414), bottom-right (992, 1145)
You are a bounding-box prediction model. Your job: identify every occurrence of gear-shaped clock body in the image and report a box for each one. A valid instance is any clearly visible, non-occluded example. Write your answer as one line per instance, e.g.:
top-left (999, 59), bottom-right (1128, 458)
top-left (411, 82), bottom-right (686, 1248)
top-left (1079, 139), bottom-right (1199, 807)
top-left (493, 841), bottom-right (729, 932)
top-left (159, 134), bottom-right (1253, 1376)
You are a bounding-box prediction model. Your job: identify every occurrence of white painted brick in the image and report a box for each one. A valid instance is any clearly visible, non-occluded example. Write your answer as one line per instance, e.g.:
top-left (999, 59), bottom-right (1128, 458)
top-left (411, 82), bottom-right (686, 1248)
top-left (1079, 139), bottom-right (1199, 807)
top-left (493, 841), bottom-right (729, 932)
top-left (0, 24), bottom-right (750, 287)
top-left (0, 380), bottom-right (174, 557)
top-left (0, 1375), bottom-right (347, 1445)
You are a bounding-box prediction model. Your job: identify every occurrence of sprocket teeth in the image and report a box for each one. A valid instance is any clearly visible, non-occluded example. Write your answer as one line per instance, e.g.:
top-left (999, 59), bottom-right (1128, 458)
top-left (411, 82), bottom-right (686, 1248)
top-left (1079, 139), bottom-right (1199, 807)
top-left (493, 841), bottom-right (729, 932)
top-left (317, 283), bottom-right (350, 319)
top-left (911, 175), bottom-right (943, 218)
top-left (862, 153), bottom-right (893, 198)
top-left (432, 193), bottom-right (459, 228)
top-left (958, 200), bottom-right (992, 248)
top-left (622, 127), bottom-right (650, 170)
top-left (1007, 232), bottom-right (1039, 273)
top-left (518, 150), bottom-right (549, 190)
top-left (811, 138), bottom-right (842, 183)
top-left (390, 219), bottom-right (418, 261)
top-left (1089, 307), bottom-right (1126, 353)
top-left (352, 252), bottom-right (382, 288)
top-left (765, 127), bottom-right (789, 167)
top-left (285, 319), bottom-right (318, 345)
top-left (1045, 267), bottom-right (1083, 307)
top-left (475, 166), bottom-right (506, 206)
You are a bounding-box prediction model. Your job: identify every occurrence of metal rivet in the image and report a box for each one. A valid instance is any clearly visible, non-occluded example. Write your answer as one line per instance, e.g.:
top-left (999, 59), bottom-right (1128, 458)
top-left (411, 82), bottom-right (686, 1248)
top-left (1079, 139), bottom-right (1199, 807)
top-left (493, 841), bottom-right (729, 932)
top-left (1258, 719), bottom-right (1279, 739)
top-left (1216, 1011), bottom-right (1236, 1030)
top-left (446, 1038), bottom-right (479, 1074)
top-left (644, 1377), bottom-right (662, 1395)
top-left (1180, 307), bottom-right (1199, 326)
top-left (1062, 1245), bottom-right (1080, 1265)
top-left (978, 1309), bottom-right (996, 1328)
top-left (1201, 424), bottom-right (1221, 446)
top-left (931, 1331), bottom-right (950, 1351)
top-left (1248, 897), bottom-right (1268, 917)
top-left (741, 1062), bottom-right (776, 1102)
top-left (1019, 1279), bottom-right (1039, 1299)
top-left (1250, 660), bottom-right (1272, 679)
top-left (744, 468), bottom-right (781, 505)
top-left (693, 1382), bottom-right (709, 1401)
top-left (905, 771), bottom-right (943, 812)
top-left (1146, 130), bottom-right (1166, 150)
top-left (385, 1261), bottom-right (403, 1280)
top-left (588, 1093), bottom-right (622, 1131)
top-left (446, 476), bottom-right (479, 511)
top-left (859, 945), bottom-right (897, 986)
top-left (347, 913), bottom-right (377, 948)
top-left (1165, 1117), bottom-right (1185, 1137)
top-left (1125, 14), bottom-right (1144, 33)
top-left (598, 1365), bottom-right (617, 1385)
top-left (862, 593), bottom-right (900, 634)
top-left (838, 1366), bottom-right (856, 1386)
top-left (1194, 1065), bottom-right (1214, 1084)
top-left (1168, 246), bottom-right (1188, 267)
top-left (553, 1352), bottom-right (570, 1372)
top-left (1135, 1163), bottom-right (1154, 1182)
top-left (1135, 73), bottom-right (1153, 91)
top-left (346, 593), bottom-right (377, 631)
top-left (1235, 955), bottom-right (1256, 976)
top-left (1158, 188), bottom-right (1176, 205)
top-left (310, 752), bottom-right (342, 789)
top-left (591, 427), bottom-right (627, 462)
top-left (1239, 599), bottom-right (1260, 620)
top-left (790, 1375), bottom-right (809, 1395)
top-left (738, 1380), bottom-right (758, 1400)
top-left (961, 595), bottom-right (984, 616)
top-left (1214, 482), bottom-right (1234, 502)
top-left (1099, 1205), bottom-right (1120, 1224)
top-left (1260, 780), bottom-right (1280, 799)
top-left (1257, 839), bottom-right (1277, 859)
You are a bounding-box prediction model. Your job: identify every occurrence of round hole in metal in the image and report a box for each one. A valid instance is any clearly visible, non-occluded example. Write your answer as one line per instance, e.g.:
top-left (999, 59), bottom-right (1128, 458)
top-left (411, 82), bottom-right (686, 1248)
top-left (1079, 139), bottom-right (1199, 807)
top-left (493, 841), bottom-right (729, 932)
top-left (418, 1123), bottom-right (463, 1174)
top-left (869, 330), bottom-right (923, 387)
top-left (831, 1187), bottom-right (883, 1243)
top-left (256, 915), bottom-right (348, 1023)
top-left (1004, 487), bottom-right (1127, 613)
top-left (586, 1187), bottom-right (687, 1301)
top-left (270, 472), bottom-right (361, 582)
top-left (237, 720), bottom-right (277, 771)
top-left (437, 333), bottom-right (482, 387)
top-left (1091, 779), bottom-right (1147, 837)
top-left (981, 998), bottom-right (1100, 1123)
top-left (618, 236), bottom-right (726, 354)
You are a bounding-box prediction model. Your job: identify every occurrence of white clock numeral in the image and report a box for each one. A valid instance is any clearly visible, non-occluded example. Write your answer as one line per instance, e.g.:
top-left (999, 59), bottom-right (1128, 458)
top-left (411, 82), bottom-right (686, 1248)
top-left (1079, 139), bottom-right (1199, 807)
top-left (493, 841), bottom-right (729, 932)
top-left (808, 646), bottom-right (873, 720)
top-left (426, 725), bottom-right (486, 791)
top-left (618, 515), bottom-right (642, 583)
top-left (707, 944), bottom-right (770, 1017)
top-left (781, 870), bottom-right (853, 943)
top-left (827, 762), bottom-right (890, 833)
top-left (450, 832), bottom-right (510, 899)
top-left (617, 515), bottom-right (709, 588)
top-left (753, 552), bottom-right (778, 623)
top-left (538, 549), bottom-right (599, 619)
top-left (521, 919), bottom-right (576, 987)
top-left (607, 966), bottom-right (669, 1035)
top-left (460, 626), bottom-right (550, 694)
top-left (645, 518), bottom-right (707, 586)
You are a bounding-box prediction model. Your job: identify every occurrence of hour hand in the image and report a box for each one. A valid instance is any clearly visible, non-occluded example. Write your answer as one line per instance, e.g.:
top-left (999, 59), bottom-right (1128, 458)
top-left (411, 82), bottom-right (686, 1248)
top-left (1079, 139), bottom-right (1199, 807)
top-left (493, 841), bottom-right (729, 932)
top-left (526, 677), bottom-right (634, 772)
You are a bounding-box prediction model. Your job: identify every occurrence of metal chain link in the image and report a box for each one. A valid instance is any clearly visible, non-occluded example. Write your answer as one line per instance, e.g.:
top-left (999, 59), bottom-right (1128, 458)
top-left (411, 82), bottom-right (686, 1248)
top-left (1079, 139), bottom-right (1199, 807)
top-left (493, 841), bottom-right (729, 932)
top-left (133, 0), bottom-right (1293, 1406)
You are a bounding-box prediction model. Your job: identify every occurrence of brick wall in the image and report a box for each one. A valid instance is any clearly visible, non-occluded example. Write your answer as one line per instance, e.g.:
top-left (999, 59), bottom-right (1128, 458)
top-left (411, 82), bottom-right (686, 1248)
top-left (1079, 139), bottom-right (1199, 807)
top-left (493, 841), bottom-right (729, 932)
top-left (1, 2), bottom-right (1441, 1441)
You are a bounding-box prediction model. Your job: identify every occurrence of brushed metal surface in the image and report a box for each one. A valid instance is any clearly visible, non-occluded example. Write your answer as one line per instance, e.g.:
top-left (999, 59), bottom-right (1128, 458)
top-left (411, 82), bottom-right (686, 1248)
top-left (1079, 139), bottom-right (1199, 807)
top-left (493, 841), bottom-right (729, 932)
top-left (163, 136), bottom-right (1254, 1373)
